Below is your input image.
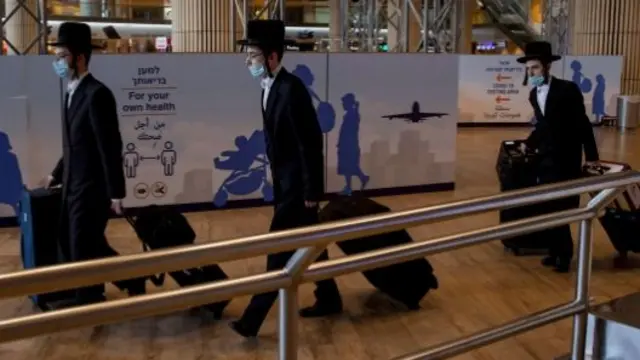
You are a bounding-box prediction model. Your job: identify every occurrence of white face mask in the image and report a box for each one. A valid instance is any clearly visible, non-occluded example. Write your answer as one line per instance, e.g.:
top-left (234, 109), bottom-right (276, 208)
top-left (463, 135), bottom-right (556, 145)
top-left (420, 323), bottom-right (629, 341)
top-left (528, 75), bottom-right (545, 87)
top-left (52, 59), bottom-right (70, 78)
top-left (249, 62), bottom-right (265, 78)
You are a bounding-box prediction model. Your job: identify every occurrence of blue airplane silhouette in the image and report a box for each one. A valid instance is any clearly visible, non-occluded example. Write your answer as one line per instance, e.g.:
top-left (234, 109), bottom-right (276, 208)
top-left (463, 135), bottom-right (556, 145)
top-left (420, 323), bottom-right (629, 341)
top-left (382, 101), bottom-right (448, 123)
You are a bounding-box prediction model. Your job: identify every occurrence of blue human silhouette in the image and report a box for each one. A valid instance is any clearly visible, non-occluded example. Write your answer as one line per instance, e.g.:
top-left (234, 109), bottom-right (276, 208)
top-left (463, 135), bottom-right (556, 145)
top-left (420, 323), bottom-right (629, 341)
top-left (213, 130), bottom-right (273, 207)
top-left (592, 74), bottom-right (608, 121)
top-left (570, 60), bottom-right (593, 93)
top-left (291, 64), bottom-right (335, 133)
top-left (337, 93), bottom-right (369, 195)
top-left (0, 131), bottom-right (23, 216)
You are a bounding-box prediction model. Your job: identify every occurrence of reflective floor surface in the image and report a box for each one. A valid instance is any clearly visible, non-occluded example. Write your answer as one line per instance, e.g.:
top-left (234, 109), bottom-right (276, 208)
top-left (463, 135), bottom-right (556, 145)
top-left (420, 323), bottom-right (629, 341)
top-left (1, 127), bottom-right (640, 359)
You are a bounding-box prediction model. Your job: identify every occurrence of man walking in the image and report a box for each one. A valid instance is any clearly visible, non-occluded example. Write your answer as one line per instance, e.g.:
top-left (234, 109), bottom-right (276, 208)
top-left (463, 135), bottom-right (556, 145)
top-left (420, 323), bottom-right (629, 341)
top-left (518, 41), bottom-right (599, 273)
top-left (46, 22), bottom-right (145, 306)
top-left (229, 20), bottom-right (343, 338)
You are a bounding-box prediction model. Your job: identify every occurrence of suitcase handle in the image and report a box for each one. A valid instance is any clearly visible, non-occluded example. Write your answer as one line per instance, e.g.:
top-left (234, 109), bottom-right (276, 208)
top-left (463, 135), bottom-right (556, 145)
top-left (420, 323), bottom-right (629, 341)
top-left (124, 211), bottom-right (166, 287)
top-left (583, 164), bottom-right (611, 175)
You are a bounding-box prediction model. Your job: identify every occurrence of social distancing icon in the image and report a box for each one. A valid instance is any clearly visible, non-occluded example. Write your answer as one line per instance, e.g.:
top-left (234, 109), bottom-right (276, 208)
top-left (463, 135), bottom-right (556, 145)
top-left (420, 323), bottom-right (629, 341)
top-left (151, 182), bottom-right (167, 198)
top-left (134, 183), bottom-right (149, 199)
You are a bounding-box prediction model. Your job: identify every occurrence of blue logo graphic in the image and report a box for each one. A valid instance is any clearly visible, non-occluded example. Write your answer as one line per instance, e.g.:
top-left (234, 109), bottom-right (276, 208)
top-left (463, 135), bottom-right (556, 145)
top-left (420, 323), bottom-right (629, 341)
top-left (213, 130), bottom-right (273, 207)
top-left (570, 60), bottom-right (608, 122)
top-left (337, 93), bottom-right (368, 195)
top-left (0, 131), bottom-right (23, 215)
top-left (292, 64), bottom-right (336, 133)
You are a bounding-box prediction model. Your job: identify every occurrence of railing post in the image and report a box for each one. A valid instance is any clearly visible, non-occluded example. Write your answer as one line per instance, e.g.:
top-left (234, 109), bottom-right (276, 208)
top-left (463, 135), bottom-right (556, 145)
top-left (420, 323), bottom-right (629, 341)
top-left (278, 286), bottom-right (299, 360)
top-left (277, 245), bottom-right (327, 360)
top-left (571, 218), bottom-right (594, 360)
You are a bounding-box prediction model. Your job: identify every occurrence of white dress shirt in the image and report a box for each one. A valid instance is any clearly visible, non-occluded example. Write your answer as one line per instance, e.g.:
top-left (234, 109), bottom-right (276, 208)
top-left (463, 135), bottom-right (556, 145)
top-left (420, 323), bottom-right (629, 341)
top-left (66, 71), bottom-right (90, 107)
top-left (261, 65), bottom-right (282, 110)
top-left (536, 77), bottom-right (551, 116)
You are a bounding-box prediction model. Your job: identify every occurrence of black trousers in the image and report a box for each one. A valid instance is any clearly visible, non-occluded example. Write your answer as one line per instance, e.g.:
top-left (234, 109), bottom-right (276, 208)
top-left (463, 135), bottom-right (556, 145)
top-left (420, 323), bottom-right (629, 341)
top-left (537, 165), bottom-right (580, 261)
top-left (59, 196), bottom-right (120, 301)
top-left (238, 200), bottom-right (342, 332)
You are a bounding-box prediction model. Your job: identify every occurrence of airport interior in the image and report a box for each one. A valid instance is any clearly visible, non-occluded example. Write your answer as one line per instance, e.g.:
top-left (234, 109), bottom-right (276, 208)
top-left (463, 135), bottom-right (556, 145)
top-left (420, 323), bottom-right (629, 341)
top-left (1, 0), bottom-right (640, 359)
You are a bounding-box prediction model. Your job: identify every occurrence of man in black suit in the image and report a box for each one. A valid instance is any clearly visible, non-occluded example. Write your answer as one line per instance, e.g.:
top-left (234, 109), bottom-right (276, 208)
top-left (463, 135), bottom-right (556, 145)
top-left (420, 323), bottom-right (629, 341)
top-left (44, 22), bottom-right (145, 306)
top-left (517, 41), bottom-right (600, 273)
top-left (229, 20), bottom-right (343, 338)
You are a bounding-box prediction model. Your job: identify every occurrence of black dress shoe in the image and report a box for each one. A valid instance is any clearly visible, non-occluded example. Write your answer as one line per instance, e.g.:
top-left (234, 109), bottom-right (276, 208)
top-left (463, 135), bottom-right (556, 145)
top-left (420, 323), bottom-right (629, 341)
top-left (299, 303), bottom-right (342, 318)
top-left (541, 256), bottom-right (557, 268)
top-left (554, 259), bottom-right (571, 273)
top-left (229, 320), bottom-right (258, 338)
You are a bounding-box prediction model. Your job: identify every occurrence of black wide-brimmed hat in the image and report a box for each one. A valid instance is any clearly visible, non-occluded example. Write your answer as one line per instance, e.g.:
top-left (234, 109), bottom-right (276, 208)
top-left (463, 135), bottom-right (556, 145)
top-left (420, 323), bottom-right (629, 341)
top-left (49, 22), bottom-right (104, 51)
top-left (236, 20), bottom-right (295, 50)
top-left (516, 41), bottom-right (561, 64)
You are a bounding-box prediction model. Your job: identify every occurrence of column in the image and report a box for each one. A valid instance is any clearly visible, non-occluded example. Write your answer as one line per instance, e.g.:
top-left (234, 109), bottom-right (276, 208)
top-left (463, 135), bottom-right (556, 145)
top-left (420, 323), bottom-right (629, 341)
top-left (456, 0), bottom-right (475, 54)
top-left (328, 0), bottom-right (341, 51)
top-left (572, 0), bottom-right (640, 94)
top-left (407, 0), bottom-right (422, 52)
top-left (171, 0), bottom-right (242, 52)
top-left (3, 0), bottom-right (39, 55)
top-left (80, 0), bottom-right (102, 17)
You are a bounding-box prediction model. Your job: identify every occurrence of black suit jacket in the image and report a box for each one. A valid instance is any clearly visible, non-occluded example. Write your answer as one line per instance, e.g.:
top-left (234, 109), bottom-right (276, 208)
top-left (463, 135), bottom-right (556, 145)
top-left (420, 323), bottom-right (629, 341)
top-left (52, 74), bottom-right (126, 204)
top-left (526, 77), bottom-right (599, 179)
top-left (261, 67), bottom-right (324, 204)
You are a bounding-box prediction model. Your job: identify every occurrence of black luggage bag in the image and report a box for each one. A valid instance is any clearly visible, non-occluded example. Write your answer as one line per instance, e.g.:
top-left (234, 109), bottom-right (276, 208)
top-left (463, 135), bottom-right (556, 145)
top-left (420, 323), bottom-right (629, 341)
top-left (496, 139), bottom-right (551, 255)
top-left (127, 206), bottom-right (230, 317)
top-left (19, 187), bottom-right (75, 310)
top-left (583, 162), bottom-right (640, 257)
top-left (319, 196), bottom-right (439, 310)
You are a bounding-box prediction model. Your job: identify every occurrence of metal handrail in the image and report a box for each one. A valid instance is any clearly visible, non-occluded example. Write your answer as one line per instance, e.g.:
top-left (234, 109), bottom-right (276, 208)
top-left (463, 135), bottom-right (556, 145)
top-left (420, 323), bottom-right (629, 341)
top-left (0, 207), bottom-right (591, 340)
top-left (0, 171), bottom-right (636, 360)
top-left (0, 171), bottom-right (633, 299)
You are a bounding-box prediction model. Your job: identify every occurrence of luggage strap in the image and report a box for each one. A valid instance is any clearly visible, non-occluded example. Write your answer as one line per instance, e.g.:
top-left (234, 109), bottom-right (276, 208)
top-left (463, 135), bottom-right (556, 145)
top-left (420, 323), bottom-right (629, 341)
top-left (125, 214), bottom-right (166, 287)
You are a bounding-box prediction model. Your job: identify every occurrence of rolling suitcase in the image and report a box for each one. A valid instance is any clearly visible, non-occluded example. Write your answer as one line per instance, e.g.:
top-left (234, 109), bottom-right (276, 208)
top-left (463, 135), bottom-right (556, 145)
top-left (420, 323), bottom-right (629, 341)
top-left (319, 196), bottom-right (438, 310)
top-left (496, 139), bottom-right (551, 255)
top-left (126, 205), bottom-right (230, 317)
top-left (19, 187), bottom-right (75, 310)
top-left (583, 162), bottom-right (640, 257)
